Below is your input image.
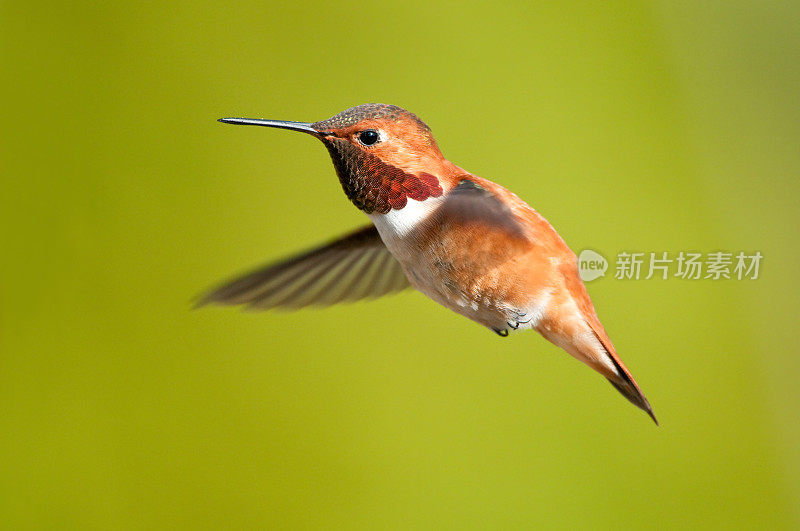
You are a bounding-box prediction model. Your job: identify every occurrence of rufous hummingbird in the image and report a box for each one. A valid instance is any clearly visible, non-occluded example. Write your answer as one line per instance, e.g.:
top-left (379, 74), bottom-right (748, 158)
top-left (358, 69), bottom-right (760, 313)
top-left (201, 104), bottom-right (656, 424)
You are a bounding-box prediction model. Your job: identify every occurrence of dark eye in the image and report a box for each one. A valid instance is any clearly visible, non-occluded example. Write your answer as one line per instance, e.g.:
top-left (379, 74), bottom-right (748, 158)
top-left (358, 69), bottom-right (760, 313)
top-left (357, 129), bottom-right (380, 146)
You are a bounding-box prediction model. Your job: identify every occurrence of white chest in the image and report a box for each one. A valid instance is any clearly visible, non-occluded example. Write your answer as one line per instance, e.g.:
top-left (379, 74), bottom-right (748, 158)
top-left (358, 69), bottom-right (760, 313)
top-left (368, 196), bottom-right (443, 250)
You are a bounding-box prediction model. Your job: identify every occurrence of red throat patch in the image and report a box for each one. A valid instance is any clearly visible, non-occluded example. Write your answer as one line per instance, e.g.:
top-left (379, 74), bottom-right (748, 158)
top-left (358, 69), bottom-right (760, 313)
top-left (323, 139), bottom-right (443, 214)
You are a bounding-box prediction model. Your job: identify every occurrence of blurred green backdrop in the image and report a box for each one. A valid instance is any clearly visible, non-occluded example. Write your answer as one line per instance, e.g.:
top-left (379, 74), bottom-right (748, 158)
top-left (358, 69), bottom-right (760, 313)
top-left (2, 1), bottom-right (799, 528)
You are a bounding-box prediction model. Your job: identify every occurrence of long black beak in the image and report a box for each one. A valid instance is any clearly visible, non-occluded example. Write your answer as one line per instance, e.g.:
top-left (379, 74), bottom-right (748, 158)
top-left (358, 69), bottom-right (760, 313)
top-left (218, 117), bottom-right (324, 136)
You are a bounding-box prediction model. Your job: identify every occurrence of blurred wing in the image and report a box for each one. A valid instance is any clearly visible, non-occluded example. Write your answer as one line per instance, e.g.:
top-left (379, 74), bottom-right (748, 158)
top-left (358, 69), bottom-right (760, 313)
top-left (198, 225), bottom-right (410, 310)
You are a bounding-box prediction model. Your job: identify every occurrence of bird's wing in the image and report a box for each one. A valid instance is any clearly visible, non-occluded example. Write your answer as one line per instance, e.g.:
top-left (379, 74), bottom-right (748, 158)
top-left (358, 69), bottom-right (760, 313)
top-left (198, 225), bottom-right (410, 310)
top-left (434, 178), bottom-right (527, 239)
top-left (414, 177), bottom-right (532, 270)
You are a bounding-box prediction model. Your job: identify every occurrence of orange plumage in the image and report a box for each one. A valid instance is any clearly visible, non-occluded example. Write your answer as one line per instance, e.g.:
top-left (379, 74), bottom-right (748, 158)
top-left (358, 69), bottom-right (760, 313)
top-left (202, 104), bottom-right (656, 423)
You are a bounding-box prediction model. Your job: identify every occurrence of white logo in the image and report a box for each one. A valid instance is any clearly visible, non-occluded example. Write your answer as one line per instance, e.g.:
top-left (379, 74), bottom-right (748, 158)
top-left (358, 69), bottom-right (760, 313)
top-left (578, 249), bottom-right (608, 282)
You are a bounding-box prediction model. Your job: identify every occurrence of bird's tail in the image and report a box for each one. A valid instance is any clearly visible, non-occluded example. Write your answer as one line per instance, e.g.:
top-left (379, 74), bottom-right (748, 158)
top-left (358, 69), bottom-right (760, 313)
top-left (584, 320), bottom-right (657, 425)
top-left (551, 316), bottom-right (657, 425)
top-left (602, 352), bottom-right (658, 425)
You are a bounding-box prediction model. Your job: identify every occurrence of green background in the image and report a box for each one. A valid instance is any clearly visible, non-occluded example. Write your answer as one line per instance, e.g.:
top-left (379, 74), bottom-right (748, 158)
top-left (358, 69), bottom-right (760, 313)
top-left (2, 2), bottom-right (799, 528)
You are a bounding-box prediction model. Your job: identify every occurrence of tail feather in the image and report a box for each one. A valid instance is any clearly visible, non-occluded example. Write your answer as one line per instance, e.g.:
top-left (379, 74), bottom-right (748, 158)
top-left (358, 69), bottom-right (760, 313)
top-left (604, 359), bottom-right (658, 425)
top-left (556, 261), bottom-right (656, 423)
top-left (585, 321), bottom-right (658, 425)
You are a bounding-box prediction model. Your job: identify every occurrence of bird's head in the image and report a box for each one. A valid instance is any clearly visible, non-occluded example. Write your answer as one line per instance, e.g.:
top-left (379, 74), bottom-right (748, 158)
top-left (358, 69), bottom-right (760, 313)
top-left (219, 104), bottom-right (449, 213)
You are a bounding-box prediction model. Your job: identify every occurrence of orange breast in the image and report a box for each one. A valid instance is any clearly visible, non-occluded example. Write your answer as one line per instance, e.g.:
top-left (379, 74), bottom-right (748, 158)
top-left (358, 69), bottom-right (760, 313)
top-left (399, 173), bottom-right (578, 329)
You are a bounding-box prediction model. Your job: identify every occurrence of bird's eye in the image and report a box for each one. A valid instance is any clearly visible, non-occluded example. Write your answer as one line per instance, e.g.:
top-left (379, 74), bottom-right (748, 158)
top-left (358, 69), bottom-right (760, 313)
top-left (357, 129), bottom-right (380, 146)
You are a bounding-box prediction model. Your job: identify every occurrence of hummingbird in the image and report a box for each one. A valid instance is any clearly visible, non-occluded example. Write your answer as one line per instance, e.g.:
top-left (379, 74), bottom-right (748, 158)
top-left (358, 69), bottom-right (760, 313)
top-left (201, 103), bottom-right (656, 424)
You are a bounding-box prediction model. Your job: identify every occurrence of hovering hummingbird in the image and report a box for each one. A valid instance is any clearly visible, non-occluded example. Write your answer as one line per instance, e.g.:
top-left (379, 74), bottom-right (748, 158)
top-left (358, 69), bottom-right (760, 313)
top-left (201, 103), bottom-right (656, 424)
